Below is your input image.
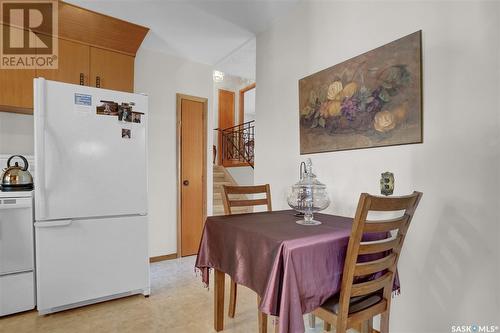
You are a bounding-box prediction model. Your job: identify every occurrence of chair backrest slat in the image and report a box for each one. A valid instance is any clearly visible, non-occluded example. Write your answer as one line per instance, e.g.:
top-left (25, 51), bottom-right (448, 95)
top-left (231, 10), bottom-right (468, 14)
top-left (367, 194), bottom-right (419, 211)
top-left (363, 216), bottom-right (409, 233)
top-left (354, 253), bottom-right (397, 276)
top-left (350, 272), bottom-right (394, 297)
top-left (222, 184), bottom-right (272, 215)
top-left (224, 185), bottom-right (270, 194)
top-left (358, 235), bottom-right (402, 255)
top-left (346, 299), bottom-right (388, 325)
top-left (335, 191), bottom-right (423, 322)
top-left (229, 199), bottom-right (270, 207)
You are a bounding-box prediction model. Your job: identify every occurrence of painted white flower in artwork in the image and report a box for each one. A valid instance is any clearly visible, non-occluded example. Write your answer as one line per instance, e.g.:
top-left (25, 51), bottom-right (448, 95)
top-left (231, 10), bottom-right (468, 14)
top-left (327, 81), bottom-right (343, 101)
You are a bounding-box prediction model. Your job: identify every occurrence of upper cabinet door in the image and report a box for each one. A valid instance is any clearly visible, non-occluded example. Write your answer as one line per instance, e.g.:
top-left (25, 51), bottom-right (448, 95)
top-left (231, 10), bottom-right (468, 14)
top-left (37, 39), bottom-right (90, 86)
top-left (0, 67), bottom-right (36, 111)
top-left (90, 47), bottom-right (134, 93)
top-left (0, 25), bottom-right (36, 112)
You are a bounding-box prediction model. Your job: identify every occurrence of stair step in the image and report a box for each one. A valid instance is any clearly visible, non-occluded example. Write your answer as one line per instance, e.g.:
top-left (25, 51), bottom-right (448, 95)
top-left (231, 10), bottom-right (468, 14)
top-left (213, 181), bottom-right (233, 185)
top-left (212, 164), bottom-right (253, 216)
top-left (213, 177), bottom-right (226, 182)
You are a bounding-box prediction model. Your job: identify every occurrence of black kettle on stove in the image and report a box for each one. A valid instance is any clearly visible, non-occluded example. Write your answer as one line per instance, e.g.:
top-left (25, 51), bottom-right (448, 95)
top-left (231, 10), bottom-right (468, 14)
top-left (0, 155), bottom-right (34, 191)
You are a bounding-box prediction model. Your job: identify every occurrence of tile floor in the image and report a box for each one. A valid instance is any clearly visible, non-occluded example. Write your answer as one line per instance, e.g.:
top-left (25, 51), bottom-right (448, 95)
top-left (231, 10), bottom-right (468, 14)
top-left (0, 256), bottom-right (334, 333)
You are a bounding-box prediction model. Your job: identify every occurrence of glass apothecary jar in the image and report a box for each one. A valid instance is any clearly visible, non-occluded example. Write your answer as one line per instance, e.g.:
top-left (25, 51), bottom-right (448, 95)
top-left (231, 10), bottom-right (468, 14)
top-left (287, 159), bottom-right (330, 225)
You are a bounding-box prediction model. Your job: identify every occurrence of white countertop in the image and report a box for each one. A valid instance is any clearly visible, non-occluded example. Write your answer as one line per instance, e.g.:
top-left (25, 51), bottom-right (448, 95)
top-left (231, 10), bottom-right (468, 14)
top-left (0, 190), bottom-right (33, 198)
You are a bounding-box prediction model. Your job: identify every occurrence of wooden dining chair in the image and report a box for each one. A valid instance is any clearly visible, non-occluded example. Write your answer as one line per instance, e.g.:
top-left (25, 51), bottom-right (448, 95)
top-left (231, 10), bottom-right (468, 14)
top-left (221, 184), bottom-right (273, 332)
top-left (312, 191), bottom-right (422, 333)
top-left (222, 184), bottom-right (272, 216)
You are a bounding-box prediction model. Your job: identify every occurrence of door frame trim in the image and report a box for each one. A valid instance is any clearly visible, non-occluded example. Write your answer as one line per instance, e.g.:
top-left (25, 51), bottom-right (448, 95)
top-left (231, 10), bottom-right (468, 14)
top-left (176, 93), bottom-right (208, 258)
top-left (238, 82), bottom-right (256, 125)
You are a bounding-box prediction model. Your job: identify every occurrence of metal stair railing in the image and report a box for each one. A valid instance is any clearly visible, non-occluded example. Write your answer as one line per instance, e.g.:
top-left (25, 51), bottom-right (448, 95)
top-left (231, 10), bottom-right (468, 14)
top-left (215, 120), bottom-right (254, 168)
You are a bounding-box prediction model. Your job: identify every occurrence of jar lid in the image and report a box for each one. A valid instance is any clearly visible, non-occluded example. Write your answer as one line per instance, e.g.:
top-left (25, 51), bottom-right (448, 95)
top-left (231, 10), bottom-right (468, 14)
top-left (292, 158), bottom-right (326, 188)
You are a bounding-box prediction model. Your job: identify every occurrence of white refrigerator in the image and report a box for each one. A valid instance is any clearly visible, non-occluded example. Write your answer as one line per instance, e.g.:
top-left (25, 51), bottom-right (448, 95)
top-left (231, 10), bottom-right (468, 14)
top-left (34, 78), bottom-right (150, 315)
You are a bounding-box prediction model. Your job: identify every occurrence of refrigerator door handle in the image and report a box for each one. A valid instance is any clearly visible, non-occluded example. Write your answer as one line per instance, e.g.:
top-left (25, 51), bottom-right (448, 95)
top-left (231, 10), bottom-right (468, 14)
top-left (34, 220), bottom-right (73, 228)
top-left (34, 78), bottom-right (47, 219)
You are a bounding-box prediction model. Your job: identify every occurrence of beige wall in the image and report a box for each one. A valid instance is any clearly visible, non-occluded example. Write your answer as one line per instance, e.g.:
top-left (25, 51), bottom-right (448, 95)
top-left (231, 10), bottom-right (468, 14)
top-left (255, 1), bottom-right (499, 331)
top-left (135, 48), bottom-right (214, 258)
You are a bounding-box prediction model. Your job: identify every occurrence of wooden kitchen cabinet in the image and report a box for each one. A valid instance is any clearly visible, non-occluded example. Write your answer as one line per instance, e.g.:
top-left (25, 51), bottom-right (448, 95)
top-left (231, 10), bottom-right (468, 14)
top-left (90, 47), bottom-right (134, 93)
top-left (0, 68), bottom-right (36, 112)
top-left (37, 39), bottom-right (90, 86)
top-left (0, 1), bottom-right (147, 114)
top-left (0, 25), bottom-right (36, 112)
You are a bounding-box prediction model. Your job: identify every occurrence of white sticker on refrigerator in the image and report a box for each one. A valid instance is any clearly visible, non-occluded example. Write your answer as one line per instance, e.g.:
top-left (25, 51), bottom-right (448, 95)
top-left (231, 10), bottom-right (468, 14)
top-left (74, 93), bottom-right (92, 106)
top-left (74, 93), bottom-right (92, 114)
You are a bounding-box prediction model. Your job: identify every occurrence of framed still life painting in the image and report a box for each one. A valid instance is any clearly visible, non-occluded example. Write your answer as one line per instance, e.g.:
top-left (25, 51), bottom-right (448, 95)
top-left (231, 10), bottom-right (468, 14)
top-left (299, 31), bottom-right (423, 154)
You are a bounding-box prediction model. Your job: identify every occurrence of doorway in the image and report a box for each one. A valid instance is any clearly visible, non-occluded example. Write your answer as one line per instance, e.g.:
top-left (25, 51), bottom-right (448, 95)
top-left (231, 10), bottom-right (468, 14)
top-left (177, 94), bottom-right (207, 257)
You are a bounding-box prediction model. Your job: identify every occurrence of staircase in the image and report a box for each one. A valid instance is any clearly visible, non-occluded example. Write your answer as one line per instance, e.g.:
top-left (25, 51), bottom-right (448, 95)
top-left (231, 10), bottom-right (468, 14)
top-left (213, 165), bottom-right (252, 216)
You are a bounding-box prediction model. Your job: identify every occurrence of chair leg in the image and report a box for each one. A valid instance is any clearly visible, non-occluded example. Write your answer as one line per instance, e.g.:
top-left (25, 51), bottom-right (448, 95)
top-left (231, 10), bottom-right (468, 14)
top-left (360, 318), bottom-right (373, 333)
top-left (309, 314), bottom-right (316, 328)
top-left (323, 321), bottom-right (332, 331)
top-left (228, 279), bottom-right (237, 318)
top-left (380, 287), bottom-right (392, 333)
top-left (257, 296), bottom-right (267, 333)
top-left (380, 310), bottom-right (390, 333)
top-left (336, 321), bottom-right (348, 333)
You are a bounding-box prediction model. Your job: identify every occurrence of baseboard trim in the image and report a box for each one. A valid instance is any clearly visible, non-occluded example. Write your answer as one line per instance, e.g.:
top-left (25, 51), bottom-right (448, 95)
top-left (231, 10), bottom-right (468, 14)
top-left (149, 253), bottom-right (178, 263)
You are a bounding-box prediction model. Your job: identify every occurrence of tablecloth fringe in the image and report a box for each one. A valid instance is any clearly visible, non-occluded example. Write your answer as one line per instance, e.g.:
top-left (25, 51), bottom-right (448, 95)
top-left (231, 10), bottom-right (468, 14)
top-left (195, 267), bottom-right (210, 290)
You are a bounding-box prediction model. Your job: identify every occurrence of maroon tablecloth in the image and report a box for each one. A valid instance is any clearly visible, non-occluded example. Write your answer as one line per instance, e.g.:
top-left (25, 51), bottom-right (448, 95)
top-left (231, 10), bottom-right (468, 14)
top-left (195, 210), bottom-right (398, 333)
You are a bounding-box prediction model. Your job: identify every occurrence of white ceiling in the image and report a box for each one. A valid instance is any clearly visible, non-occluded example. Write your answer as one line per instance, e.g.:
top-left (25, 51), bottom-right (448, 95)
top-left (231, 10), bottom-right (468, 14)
top-left (216, 37), bottom-right (256, 80)
top-left (66, 0), bottom-right (299, 80)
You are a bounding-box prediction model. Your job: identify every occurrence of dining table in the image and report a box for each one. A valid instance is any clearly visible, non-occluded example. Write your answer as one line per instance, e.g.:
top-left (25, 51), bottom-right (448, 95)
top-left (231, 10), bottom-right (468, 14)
top-left (195, 209), bottom-right (399, 333)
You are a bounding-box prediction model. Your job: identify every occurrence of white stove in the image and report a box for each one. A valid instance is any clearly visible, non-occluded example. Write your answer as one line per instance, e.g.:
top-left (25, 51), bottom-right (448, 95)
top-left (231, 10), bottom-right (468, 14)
top-left (0, 190), bottom-right (34, 198)
top-left (0, 190), bottom-right (35, 316)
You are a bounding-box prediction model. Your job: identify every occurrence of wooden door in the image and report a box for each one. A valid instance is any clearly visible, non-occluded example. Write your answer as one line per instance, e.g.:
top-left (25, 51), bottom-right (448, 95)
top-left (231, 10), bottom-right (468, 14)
top-left (90, 47), bottom-right (134, 92)
top-left (37, 39), bottom-right (90, 85)
top-left (218, 89), bottom-right (235, 164)
top-left (0, 25), bottom-right (36, 112)
top-left (179, 95), bottom-right (207, 256)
